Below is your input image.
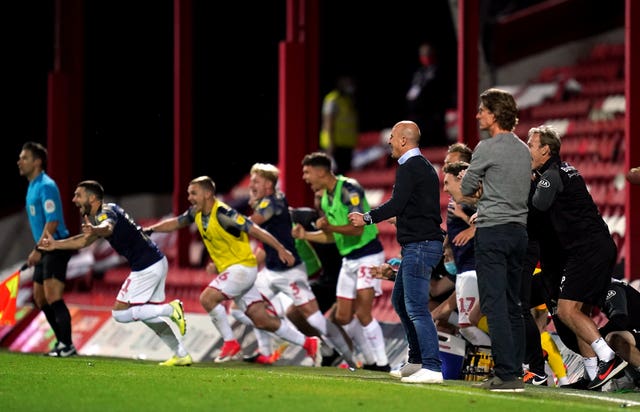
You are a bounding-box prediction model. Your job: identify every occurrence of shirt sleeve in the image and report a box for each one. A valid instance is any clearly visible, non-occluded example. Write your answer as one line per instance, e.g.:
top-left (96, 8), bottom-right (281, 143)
top-left (95, 205), bottom-right (117, 227)
top-left (460, 142), bottom-right (487, 196)
top-left (341, 179), bottom-right (367, 214)
top-left (40, 183), bottom-right (62, 223)
top-left (532, 167), bottom-right (562, 212)
top-left (370, 165), bottom-right (411, 222)
top-left (254, 196), bottom-right (277, 222)
top-left (322, 97), bottom-right (338, 117)
top-left (218, 205), bottom-right (254, 233)
top-left (176, 207), bottom-right (195, 226)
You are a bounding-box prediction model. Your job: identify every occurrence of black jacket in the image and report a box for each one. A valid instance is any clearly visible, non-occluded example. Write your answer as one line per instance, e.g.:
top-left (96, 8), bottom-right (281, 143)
top-left (369, 154), bottom-right (443, 245)
top-left (532, 155), bottom-right (611, 250)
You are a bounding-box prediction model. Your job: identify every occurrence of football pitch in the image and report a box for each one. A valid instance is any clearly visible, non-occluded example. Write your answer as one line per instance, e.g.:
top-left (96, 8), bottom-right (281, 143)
top-left (1, 350), bottom-right (639, 412)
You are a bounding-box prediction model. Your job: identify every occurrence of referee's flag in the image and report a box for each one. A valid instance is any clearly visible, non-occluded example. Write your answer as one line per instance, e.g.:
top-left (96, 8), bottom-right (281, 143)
top-left (0, 270), bottom-right (20, 326)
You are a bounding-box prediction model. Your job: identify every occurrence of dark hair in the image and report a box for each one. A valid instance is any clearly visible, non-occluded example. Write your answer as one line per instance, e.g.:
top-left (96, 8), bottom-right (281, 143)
top-left (77, 180), bottom-right (104, 200)
top-left (22, 141), bottom-right (48, 170)
top-left (301, 152), bottom-right (333, 171)
top-left (442, 161), bottom-right (469, 177)
top-left (190, 176), bottom-right (216, 194)
top-left (447, 142), bottom-right (473, 163)
top-left (480, 88), bottom-right (519, 131)
top-left (528, 125), bottom-right (561, 156)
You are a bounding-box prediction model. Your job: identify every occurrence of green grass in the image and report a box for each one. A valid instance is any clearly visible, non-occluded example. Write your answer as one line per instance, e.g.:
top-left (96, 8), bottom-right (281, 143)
top-left (1, 351), bottom-right (639, 411)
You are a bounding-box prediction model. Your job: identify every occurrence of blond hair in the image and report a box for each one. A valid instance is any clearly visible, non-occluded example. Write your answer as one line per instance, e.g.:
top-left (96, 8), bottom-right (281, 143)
top-left (250, 163), bottom-right (280, 186)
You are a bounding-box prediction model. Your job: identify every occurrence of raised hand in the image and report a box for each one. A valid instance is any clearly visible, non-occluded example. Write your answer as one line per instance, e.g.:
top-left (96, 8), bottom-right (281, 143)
top-left (315, 216), bottom-right (329, 231)
top-left (278, 248), bottom-right (296, 267)
top-left (81, 215), bottom-right (95, 236)
top-left (348, 212), bottom-right (364, 227)
top-left (38, 230), bottom-right (56, 251)
top-left (291, 223), bottom-right (306, 239)
top-left (370, 263), bottom-right (394, 279)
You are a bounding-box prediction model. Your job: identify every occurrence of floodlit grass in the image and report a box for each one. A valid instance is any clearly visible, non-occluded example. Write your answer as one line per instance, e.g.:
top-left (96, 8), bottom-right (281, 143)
top-left (1, 350), bottom-right (639, 411)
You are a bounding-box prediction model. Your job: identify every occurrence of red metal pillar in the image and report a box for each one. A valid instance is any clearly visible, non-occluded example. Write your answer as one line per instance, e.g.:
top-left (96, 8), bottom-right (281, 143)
top-left (173, 0), bottom-right (193, 267)
top-left (278, 0), bottom-right (319, 208)
top-left (625, 0), bottom-right (640, 280)
top-left (457, 0), bottom-right (480, 149)
top-left (48, 0), bottom-right (84, 234)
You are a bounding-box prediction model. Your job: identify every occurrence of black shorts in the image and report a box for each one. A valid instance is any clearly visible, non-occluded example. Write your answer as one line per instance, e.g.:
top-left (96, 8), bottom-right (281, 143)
top-left (32, 249), bottom-right (73, 284)
top-left (559, 236), bottom-right (616, 305)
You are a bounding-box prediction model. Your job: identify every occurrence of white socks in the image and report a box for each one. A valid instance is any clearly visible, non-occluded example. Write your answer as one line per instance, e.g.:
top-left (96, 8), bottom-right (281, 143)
top-left (306, 311), bottom-right (327, 335)
top-left (362, 319), bottom-right (389, 366)
top-left (112, 303), bottom-right (172, 323)
top-left (143, 319), bottom-right (188, 357)
top-left (591, 337), bottom-right (615, 362)
top-left (346, 318), bottom-right (376, 364)
top-left (209, 304), bottom-right (234, 341)
top-left (274, 322), bottom-right (305, 346)
top-left (584, 356), bottom-right (598, 380)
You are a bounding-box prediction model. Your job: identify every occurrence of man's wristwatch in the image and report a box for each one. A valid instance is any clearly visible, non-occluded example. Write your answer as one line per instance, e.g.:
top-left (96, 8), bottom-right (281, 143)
top-left (363, 212), bottom-right (373, 225)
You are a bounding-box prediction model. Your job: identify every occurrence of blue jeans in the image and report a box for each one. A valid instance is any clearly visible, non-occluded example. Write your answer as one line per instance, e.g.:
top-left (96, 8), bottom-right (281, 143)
top-left (475, 223), bottom-right (528, 381)
top-left (392, 240), bottom-right (443, 371)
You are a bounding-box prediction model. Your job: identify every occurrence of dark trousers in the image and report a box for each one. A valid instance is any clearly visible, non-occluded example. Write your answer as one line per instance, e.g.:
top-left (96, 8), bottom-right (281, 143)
top-left (521, 240), bottom-right (546, 375)
top-left (475, 223), bottom-right (528, 381)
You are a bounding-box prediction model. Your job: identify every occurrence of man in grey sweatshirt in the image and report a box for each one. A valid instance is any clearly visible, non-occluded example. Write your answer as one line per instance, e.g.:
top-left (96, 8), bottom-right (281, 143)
top-left (461, 88), bottom-right (531, 392)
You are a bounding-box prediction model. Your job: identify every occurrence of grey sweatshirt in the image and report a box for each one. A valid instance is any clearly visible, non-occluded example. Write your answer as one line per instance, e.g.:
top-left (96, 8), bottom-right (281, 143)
top-left (460, 132), bottom-right (531, 228)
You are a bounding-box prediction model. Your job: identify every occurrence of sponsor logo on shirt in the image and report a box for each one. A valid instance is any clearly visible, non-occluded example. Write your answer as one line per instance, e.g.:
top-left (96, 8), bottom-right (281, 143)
top-left (538, 179), bottom-right (550, 188)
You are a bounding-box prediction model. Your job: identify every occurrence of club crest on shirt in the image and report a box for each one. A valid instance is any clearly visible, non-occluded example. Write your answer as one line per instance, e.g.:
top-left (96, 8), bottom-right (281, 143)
top-left (44, 199), bottom-right (56, 214)
top-left (97, 213), bottom-right (108, 222)
top-left (259, 199), bottom-right (270, 209)
top-left (235, 215), bottom-right (246, 225)
top-left (349, 194), bottom-right (360, 206)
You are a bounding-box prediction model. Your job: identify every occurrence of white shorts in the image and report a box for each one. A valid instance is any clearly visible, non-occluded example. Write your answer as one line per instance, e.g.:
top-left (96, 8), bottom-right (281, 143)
top-left (336, 251), bottom-right (385, 300)
top-left (255, 263), bottom-right (316, 307)
top-left (117, 256), bottom-right (168, 305)
top-left (208, 263), bottom-right (262, 311)
top-left (258, 292), bottom-right (294, 318)
top-left (455, 270), bottom-right (479, 327)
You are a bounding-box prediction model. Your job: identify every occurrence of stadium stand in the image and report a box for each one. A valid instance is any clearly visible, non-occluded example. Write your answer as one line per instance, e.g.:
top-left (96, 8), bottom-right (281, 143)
top-left (49, 41), bottom-right (627, 326)
top-left (512, 41), bottom-right (626, 266)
